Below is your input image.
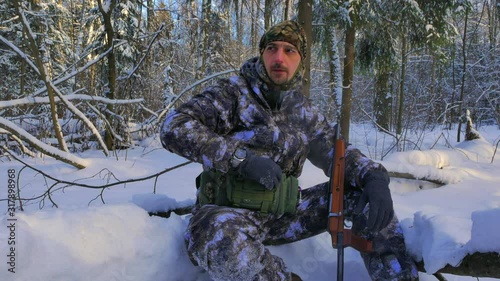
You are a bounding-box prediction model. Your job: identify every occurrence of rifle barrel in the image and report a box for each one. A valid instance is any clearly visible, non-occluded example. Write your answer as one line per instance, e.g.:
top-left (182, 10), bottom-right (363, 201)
top-left (337, 232), bottom-right (344, 281)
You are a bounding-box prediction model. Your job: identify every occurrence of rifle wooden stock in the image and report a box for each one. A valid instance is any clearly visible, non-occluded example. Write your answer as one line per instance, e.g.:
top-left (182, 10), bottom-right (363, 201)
top-left (327, 134), bottom-right (373, 253)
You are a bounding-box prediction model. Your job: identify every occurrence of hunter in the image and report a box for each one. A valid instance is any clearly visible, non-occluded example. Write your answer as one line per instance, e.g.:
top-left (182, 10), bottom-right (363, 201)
top-left (161, 20), bottom-right (419, 281)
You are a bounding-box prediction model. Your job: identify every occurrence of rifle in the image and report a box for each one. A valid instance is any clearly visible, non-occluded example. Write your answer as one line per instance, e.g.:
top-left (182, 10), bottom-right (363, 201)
top-left (327, 128), bottom-right (373, 281)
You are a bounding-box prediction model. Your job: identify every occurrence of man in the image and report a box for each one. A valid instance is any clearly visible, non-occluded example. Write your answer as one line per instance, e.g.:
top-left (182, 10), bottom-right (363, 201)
top-left (161, 20), bottom-right (418, 281)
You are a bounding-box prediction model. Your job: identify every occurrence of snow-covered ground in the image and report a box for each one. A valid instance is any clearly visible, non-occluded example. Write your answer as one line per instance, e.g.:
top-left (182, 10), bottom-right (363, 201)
top-left (0, 124), bottom-right (499, 281)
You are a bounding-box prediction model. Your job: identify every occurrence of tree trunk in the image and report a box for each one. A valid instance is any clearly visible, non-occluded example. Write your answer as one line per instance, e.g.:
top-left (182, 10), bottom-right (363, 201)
top-left (235, 0), bottom-right (242, 44)
top-left (195, 0), bottom-right (211, 79)
top-left (147, 0), bottom-right (154, 31)
top-left (374, 70), bottom-right (391, 131)
top-left (97, 0), bottom-right (117, 150)
top-left (297, 0), bottom-right (312, 98)
top-left (326, 25), bottom-right (342, 121)
top-left (396, 34), bottom-right (407, 137)
top-left (340, 21), bottom-right (355, 143)
top-left (449, 42), bottom-right (457, 130)
top-left (13, 0), bottom-right (68, 153)
top-left (264, 0), bottom-right (272, 29)
top-left (284, 0), bottom-right (292, 20)
top-left (457, 8), bottom-right (469, 142)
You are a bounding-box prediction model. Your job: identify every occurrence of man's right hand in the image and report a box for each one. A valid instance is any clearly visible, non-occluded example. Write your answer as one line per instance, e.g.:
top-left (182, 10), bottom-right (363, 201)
top-left (236, 153), bottom-right (282, 190)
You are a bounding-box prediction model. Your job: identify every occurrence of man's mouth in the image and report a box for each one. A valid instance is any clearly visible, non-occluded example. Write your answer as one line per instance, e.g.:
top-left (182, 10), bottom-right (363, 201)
top-left (271, 68), bottom-right (287, 73)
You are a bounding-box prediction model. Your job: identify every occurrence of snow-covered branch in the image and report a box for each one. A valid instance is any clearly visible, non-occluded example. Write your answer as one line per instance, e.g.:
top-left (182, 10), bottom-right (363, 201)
top-left (0, 34), bottom-right (40, 76)
top-left (0, 94), bottom-right (143, 109)
top-left (47, 84), bottom-right (110, 156)
top-left (0, 117), bottom-right (89, 169)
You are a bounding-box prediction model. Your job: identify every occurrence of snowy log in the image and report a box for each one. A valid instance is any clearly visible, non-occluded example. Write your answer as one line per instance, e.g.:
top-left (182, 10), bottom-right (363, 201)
top-left (417, 252), bottom-right (500, 278)
top-left (388, 171), bottom-right (446, 186)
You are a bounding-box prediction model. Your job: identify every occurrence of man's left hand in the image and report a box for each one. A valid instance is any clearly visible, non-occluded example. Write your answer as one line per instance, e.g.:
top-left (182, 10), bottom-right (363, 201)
top-left (353, 171), bottom-right (394, 232)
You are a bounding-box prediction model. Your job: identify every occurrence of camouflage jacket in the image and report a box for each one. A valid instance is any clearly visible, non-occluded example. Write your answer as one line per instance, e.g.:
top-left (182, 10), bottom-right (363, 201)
top-left (161, 57), bottom-right (387, 187)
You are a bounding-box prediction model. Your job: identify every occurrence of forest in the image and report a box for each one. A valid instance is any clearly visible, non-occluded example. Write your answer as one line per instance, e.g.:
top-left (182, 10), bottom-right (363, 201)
top-left (0, 0), bottom-right (499, 168)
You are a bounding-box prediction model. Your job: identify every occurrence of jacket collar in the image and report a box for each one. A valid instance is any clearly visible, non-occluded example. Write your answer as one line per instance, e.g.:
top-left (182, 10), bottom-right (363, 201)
top-left (239, 57), bottom-right (303, 110)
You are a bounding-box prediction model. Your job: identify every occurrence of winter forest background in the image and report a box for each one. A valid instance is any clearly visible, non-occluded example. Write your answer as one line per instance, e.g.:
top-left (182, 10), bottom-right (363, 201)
top-left (1, 0), bottom-right (499, 169)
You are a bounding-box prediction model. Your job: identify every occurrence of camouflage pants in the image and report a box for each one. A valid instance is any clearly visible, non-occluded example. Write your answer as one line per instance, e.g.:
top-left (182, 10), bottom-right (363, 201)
top-left (184, 182), bottom-right (419, 281)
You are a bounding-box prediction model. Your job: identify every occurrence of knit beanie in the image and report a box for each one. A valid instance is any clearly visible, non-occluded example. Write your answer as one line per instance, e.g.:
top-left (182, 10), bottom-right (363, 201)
top-left (258, 20), bottom-right (307, 60)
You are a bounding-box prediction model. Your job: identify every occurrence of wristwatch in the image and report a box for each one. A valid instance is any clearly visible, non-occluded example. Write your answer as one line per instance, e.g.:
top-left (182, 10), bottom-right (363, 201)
top-left (231, 147), bottom-right (247, 168)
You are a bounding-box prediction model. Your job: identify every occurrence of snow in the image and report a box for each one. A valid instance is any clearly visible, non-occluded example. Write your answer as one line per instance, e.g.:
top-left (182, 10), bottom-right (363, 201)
top-left (101, 0), bottom-right (112, 14)
top-left (1, 124), bottom-right (499, 281)
top-left (8, 204), bottom-right (200, 281)
top-left (470, 209), bottom-right (500, 253)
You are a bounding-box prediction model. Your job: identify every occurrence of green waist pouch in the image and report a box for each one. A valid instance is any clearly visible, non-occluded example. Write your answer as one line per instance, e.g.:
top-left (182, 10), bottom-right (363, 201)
top-left (195, 170), bottom-right (299, 215)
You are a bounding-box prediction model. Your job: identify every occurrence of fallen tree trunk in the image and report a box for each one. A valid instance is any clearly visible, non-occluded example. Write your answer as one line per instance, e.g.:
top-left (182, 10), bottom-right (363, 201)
top-left (388, 171), bottom-right (446, 186)
top-left (417, 252), bottom-right (500, 279)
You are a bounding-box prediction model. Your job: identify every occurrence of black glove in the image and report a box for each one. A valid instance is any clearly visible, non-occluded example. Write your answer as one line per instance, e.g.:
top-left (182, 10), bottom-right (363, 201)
top-left (236, 153), bottom-right (282, 190)
top-left (353, 171), bottom-right (394, 232)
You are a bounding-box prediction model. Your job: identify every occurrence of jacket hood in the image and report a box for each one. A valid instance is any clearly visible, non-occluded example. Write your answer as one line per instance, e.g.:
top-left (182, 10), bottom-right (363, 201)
top-left (240, 57), bottom-right (303, 92)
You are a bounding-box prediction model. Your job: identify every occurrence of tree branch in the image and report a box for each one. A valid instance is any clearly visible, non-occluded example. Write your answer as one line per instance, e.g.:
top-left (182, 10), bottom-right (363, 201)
top-left (156, 69), bottom-right (238, 124)
top-left (0, 94), bottom-right (143, 110)
top-left (2, 148), bottom-right (191, 189)
top-left (0, 122), bottom-right (88, 169)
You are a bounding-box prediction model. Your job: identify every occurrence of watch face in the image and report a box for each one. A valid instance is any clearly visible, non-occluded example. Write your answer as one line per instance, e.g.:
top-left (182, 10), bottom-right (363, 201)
top-left (234, 148), bottom-right (247, 159)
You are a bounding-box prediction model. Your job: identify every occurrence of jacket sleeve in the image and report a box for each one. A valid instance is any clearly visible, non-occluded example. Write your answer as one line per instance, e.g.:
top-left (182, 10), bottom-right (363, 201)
top-left (303, 101), bottom-right (387, 188)
top-left (160, 82), bottom-right (240, 173)
top-left (344, 146), bottom-right (388, 189)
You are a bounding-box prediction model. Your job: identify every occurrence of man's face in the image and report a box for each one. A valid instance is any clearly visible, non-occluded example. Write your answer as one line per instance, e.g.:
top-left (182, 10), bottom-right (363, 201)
top-left (261, 41), bottom-right (301, 85)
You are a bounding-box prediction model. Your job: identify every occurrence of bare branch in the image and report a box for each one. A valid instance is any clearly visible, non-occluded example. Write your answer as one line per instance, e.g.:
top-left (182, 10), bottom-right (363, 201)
top-left (1, 132), bottom-right (37, 157)
top-left (85, 102), bottom-right (123, 143)
top-left (156, 69), bottom-right (238, 124)
top-left (119, 23), bottom-right (167, 81)
top-left (2, 148), bottom-right (191, 189)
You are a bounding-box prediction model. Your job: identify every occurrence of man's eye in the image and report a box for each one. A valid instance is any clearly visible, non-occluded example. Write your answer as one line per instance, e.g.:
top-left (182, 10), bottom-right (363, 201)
top-left (286, 48), bottom-right (297, 53)
top-left (266, 45), bottom-right (276, 51)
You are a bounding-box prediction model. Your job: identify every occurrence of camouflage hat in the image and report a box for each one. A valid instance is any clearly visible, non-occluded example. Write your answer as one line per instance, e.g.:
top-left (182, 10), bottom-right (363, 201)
top-left (259, 20), bottom-right (307, 60)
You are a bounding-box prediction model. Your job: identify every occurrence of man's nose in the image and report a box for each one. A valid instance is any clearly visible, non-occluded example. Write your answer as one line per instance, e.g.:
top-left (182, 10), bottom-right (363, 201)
top-left (273, 48), bottom-right (285, 63)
